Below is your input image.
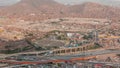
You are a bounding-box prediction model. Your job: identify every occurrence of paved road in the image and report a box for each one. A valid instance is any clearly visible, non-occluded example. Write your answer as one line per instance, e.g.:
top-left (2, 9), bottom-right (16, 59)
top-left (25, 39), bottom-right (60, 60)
top-left (49, 49), bottom-right (120, 60)
top-left (0, 48), bottom-right (120, 61)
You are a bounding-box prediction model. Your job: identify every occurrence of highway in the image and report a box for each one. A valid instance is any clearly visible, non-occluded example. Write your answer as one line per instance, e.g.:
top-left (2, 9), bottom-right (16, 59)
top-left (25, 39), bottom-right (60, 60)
top-left (0, 48), bottom-right (119, 60)
top-left (49, 49), bottom-right (120, 60)
top-left (0, 48), bottom-right (119, 68)
top-left (0, 49), bottom-right (119, 63)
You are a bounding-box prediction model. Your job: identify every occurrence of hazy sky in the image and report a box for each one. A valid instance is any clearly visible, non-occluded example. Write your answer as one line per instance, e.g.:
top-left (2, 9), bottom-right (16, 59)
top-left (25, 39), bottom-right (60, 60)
top-left (0, 0), bottom-right (20, 6)
top-left (0, 0), bottom-right (120, 7)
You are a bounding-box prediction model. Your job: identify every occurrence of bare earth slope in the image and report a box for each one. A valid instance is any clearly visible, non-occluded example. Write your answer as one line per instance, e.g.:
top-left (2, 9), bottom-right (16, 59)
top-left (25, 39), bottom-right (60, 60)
top-left (69, 2), bottom-right (120, 20)
top-left (0, 0), bottom-right (120, 21)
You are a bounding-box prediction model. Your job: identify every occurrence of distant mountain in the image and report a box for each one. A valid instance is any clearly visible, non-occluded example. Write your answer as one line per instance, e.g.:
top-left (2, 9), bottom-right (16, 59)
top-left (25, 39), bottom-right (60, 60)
top-left (69, 2), bottom-right (120, 20)
top-left (55, 0), bottom-right (120, 7)
top-left (0, 0), bottom-right (66, 20)
top-left (0, 0), bottom-right (120, 21)
top-left (0, 0), bottom-right (65, 14)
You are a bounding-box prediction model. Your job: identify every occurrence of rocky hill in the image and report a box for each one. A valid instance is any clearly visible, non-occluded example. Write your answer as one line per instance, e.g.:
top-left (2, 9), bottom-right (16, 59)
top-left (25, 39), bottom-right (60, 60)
top-left (69, 2), bottom-right (120, 20)
top-left (0, 0), bottom-right (120, 21)
top-left (0, 0), bottom-right (66, 20)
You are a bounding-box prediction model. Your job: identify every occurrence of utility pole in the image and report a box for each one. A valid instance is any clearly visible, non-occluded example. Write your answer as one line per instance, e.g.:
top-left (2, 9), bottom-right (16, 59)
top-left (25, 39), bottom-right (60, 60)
top-left (73, 64), bottom-right (76, 68)
top-left (94, 22), bottom-right (99, 44)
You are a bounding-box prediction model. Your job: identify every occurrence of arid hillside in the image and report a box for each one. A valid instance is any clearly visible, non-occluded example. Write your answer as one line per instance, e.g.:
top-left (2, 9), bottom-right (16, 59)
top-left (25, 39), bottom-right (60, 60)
top-left (0, 0), bottom-right (120, 21)
top-left (69, 2), bottom-right (120, 19)
top-left (0, 0), bottom-right (120, 54)
top-left (0, 0), bottom-right (67, 20)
